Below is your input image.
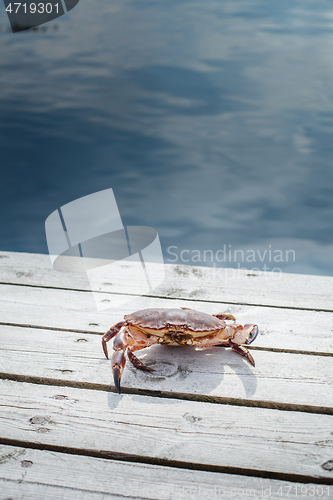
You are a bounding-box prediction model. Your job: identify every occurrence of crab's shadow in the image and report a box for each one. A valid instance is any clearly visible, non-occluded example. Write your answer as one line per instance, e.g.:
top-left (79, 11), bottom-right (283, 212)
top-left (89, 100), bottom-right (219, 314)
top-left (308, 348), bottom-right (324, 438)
top-left (106, 344), bottom-right (257, 408)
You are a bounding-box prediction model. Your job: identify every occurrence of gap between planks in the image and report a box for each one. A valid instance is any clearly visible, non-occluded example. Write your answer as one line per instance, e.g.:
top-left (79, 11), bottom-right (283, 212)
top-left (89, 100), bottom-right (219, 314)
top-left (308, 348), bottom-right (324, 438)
top-left (2, 324), bottom-right (332, 409)
top-left (1, 320), bottom-right (332, 358)
top-left (1, 251), bottom-right (333, 312)
top-left (1, 378), bottom-right (332, 484)
top-left (1, 282), bottom-right (332, 353)
top-left (0, 437), bottom-right (332, 486)
top-left (1, 280), bottom-right (333, 313)
top-left (0, 444), bottom-right (331, 500)
top-left (0, 372), bottom-right (332, 416)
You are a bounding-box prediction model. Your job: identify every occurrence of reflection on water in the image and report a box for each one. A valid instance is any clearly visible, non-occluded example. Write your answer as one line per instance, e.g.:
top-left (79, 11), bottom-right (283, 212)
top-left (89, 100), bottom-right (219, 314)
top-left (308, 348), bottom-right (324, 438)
top-left (0, 0), bottom-right (333, 276)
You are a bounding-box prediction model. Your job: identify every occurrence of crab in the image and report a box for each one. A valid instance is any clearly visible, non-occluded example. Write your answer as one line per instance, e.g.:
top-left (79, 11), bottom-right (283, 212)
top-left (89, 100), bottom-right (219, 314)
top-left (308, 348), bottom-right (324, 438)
top-left (102, 307), bottom-right (258, 393)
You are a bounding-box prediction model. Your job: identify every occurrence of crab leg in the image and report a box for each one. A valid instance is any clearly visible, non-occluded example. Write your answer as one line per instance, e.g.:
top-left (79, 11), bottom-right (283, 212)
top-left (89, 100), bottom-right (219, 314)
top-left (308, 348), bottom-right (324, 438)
top-left (126, 333), bottom-right (159, 372)
top-left (213, 313), bottom-right (236, 321)
top-left (228, 339), bottom-right (255, 367)
top-left (102, 321), bottom-right (125, 359)
top-left (128, 349), bottom-right (155, 372)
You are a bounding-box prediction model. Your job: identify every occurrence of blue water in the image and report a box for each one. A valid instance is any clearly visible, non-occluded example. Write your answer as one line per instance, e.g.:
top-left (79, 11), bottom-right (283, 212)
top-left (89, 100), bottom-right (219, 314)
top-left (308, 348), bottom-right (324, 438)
top-left (0, 0), bottom-right (333, 276)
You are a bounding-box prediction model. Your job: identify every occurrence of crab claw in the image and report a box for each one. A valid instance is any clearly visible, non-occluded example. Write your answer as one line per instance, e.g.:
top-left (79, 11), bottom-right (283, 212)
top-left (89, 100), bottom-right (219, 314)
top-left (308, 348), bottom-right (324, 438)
top-left (244, 324), bottom-right (259, 345)
top-left (232, 324), bottom-right (258, 345)
top-left (111, 350), bottom-right (126, 394)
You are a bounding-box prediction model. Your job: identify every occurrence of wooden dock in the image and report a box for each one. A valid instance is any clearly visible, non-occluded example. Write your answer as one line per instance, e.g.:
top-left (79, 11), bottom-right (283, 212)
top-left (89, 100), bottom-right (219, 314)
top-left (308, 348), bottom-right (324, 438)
top-left (0, 250), bottom-right (333, 499)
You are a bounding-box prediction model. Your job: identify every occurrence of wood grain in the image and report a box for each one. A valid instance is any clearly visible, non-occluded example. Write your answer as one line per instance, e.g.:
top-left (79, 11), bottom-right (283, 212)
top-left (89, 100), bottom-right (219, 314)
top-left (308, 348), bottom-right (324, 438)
top-left (1, 325), bottom-right (332, 409)
top-left (1, 251), bottom-right (333, 310)
top-left (0, 380), bottom-right (333, 481)
top-left (1, 284), bottom-right (332, 353)
top-left (1, 445), bottom-right (331, 500)
top-left (1, 250), bottom-right (333, 495)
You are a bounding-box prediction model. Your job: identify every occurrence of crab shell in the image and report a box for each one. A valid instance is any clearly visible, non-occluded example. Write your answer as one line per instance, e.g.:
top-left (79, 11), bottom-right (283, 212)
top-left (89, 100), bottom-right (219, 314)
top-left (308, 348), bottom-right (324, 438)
top-left (124, 308), bottom-right (257, 345)
top-left (102, 307), bottom-right (259, 393)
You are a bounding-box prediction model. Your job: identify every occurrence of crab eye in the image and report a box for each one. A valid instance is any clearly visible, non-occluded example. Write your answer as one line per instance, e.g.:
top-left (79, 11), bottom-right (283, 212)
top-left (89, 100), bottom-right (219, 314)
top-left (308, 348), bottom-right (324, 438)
top-left (245, 325), bottom-right (258, 345)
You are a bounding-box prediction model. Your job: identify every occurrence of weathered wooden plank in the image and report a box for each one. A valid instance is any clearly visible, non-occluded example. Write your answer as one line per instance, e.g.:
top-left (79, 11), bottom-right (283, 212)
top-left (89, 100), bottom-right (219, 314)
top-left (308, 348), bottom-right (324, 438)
top-left (1, 445), bottom-right (331, 500)
top-left (0, 380), bottom-right (332, 481)
top-left (1, 251), bottom-right (333, 311)
top-left (0, 283), bottom-right (332, 353)
top-left (1, 325), bottom-right (332, 409)
top-left (159, 264), bottom-right (333, 312)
